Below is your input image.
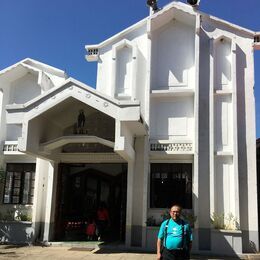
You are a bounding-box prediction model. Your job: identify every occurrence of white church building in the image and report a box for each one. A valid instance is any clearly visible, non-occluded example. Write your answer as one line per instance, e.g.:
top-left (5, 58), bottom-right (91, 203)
top-left (0, 0), bottom-right (260, 256)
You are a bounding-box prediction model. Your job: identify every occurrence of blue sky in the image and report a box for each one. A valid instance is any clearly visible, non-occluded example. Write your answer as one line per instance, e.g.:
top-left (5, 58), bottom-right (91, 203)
top-left (0, 0), bottom-right (260, 136)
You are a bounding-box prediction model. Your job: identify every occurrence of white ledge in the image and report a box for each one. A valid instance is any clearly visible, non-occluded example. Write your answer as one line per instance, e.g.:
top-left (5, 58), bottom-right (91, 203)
top-left (150, 139), bottom-right (193, 143)
top-left (85, 54), bottom-right (99, 62)
top-left (40, 135), bottom-right (115, 152)
top-left (151, 88), bottom-right (194, 97)
top-left (150, 151), bottom-right (194, 154)
top-left (215, 151), bottom-right (233, 156)
top-left (212, 229), bottom-right (241, 234)
top-left (214, 89), bottom-right (233, 95)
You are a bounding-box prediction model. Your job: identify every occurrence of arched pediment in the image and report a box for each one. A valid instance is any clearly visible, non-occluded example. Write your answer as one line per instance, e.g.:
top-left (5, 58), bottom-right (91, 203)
top-left (112, 39), bottom-right (137, 60)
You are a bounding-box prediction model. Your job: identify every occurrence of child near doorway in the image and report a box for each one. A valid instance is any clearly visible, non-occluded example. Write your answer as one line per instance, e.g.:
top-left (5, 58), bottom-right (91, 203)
top-left (96, 202), bottom-right (110, 241)
top-left (86, 217), bottom-right (96, 241)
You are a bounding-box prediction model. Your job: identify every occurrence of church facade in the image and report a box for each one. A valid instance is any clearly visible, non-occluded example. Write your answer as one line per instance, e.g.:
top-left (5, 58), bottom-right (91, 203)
top-left (0, 1), bottom-right (260, 256)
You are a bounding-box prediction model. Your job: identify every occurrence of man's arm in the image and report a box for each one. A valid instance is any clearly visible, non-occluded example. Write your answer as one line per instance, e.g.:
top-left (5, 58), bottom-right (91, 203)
top-left (157, 238), bottom-right (162, 260)
top-left (187, 224), bottom-right (193, 251)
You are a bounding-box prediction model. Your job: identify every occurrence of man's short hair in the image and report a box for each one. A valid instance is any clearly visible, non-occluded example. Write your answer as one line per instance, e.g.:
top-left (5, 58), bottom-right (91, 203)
top-left (170, 204), bottom-right (182, 211)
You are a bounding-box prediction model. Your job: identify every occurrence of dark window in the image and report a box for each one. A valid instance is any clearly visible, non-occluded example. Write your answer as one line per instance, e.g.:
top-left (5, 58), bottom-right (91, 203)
top-left (3, 163), bottom-right (35, 204)
top-left (150, 163), bottom-right (192, 209)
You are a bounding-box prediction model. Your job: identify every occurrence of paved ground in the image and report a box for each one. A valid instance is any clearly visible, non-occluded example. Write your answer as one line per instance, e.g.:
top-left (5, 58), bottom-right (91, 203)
top-left (0, 244), bottom-right (260, 260)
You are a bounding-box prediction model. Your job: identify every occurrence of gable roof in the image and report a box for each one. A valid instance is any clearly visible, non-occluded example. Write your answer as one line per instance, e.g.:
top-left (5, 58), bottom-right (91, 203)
top-left (85, 1), bottom-right (256, 51)
top-left (6, 77), bottom-right (141, 122)
top-left (0, 58), bottom-right (68, 83)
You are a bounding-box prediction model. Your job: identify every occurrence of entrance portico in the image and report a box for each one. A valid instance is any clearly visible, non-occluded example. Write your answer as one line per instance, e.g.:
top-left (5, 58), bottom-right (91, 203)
top-left (5, 78), bottom-right (147, 244)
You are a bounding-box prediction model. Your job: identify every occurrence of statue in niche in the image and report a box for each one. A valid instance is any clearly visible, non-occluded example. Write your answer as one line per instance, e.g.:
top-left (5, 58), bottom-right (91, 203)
top-left (77, 109), bottom-right (86, 134)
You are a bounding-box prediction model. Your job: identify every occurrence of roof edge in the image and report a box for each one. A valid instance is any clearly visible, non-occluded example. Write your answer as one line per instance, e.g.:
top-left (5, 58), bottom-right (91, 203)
top-left (0, 58), bottom-right (68, 79)
top-left (85, 1), bottom-right (256, 52)
top-left (22, 58), bottom-right (68, 78)
top-left (6, 77), bottom-right (140, 112)
top-left (85, 17), bottom-right (147, 50)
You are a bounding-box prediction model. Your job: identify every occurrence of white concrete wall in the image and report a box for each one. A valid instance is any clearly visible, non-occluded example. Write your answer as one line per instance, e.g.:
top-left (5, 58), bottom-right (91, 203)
top-left (214, 156), bottom-right (235, 218)
top-left (150, 96), bottom-right (194, 140)
top-left (151, 20), bottom-right (195, 89)
top-left (39, 117), bottom-right (63, 144)
top-left (201, 14), bottom-right (258, 252)
top-left (0, 84), bottom-right (10, 148)
top-left (0, 89), bottom-right (3, 127)
top-left (24, 116), bottom-right (63, 155)
top-left (115, 46), bottom-right (132, 97)
top-left (9, 73), bottom-right (41, 104)
top-left (45, 72), bottom-right (66, 87)
top-left (214, 95), bottom-right (233, 152)
top-left (39, 72), bottom-right (54, 92)
top-left (135, 45), bottom-right (147, 117)
top-left (235, 34), bottom-right (259, 251)
top-left (43, 161), bottom-right (57, 241)
top-left (31, 159), bottom-right (57, 242)
top-left (131, 137), bottom-right (147, 246)
top-left (96, 47), bottom-right (112, 95)
top-left (6, 124), bottom-right (22, 141)
top-left (121, 122), bottom-right (134, 147)
top-left (134, 28), bottom-right (148, 118)
top-left (32, 158), bottom-right (50, 240)
top-left (0, 89), bottom-right (4, 151)
top-left (96, 24), bottom-right (148, 117)
top-left (215, 39), bottom-right (232, 90)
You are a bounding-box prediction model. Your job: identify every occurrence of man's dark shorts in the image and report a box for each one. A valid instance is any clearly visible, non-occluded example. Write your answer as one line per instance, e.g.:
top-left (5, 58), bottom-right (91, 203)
top-left (161, 248), bottom-right (190, 260)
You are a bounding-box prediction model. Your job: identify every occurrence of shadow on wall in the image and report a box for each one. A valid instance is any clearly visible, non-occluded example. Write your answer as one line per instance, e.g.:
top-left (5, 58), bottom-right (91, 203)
top-left (193, 195), bottom-right (242, 257)
top-left (193, 26), bottom-right (249, 256)
top-left (236, 45), bottom-right (256, 253)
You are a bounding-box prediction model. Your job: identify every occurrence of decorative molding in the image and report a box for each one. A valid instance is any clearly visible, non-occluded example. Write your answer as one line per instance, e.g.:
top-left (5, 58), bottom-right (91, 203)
top-left (111, 39), bottom-right (137, 99)
top-left (150, 142), bottom-right (193, 152)
top-left (2, 141), bottom-right (23, 154)
top-left (150, 88), bottom-right (194, 98)
top-left (85, 48), bottom-right (99, 62)
top-left (58, 152), bottom-right (124, 163)
top-left (112, 39), bottom-right (137, 60)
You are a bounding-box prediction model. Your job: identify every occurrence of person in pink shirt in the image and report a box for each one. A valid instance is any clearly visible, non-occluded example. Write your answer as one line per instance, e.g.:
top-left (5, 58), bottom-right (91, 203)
top-left (86, 217), bottom-right (96, 241)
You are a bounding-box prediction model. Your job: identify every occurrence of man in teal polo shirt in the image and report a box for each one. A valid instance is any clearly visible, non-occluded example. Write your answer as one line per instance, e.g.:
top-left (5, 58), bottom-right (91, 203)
top-left (157, 205), bottom-right (192, 260)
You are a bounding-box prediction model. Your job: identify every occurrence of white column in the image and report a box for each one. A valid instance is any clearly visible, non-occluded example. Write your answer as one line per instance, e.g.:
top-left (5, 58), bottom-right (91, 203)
top-left (111, 48), bottom-right (117, 98)
top-left (125, 160), bottom-right (134, 247)
top-left (245, 43), bottom-right (259, 251)
top-left (231, 41), bottom-right (240, 224)
top-left (31, 158), bottom-right (49, 241)
top-left (145, 18), bottom-right (152, 125)
top-left (142, 136), bottom-right (149, 248)
top-left (209, 38), bottom-right (215, 216)
top-left (0, 89), bottom-right (3, 128)
top-left (0, 89), bottom-right (4, 153)
top-left (43, 161), bottom-right (56, 242)
top-left (131, 46), bottom-right (138, 101)
top-left (193, 14), bottom-right (201, 230)
top-left (0, 89), bottom-right (4, 167)
top-left (32, 158), bottom-right (44, 240)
